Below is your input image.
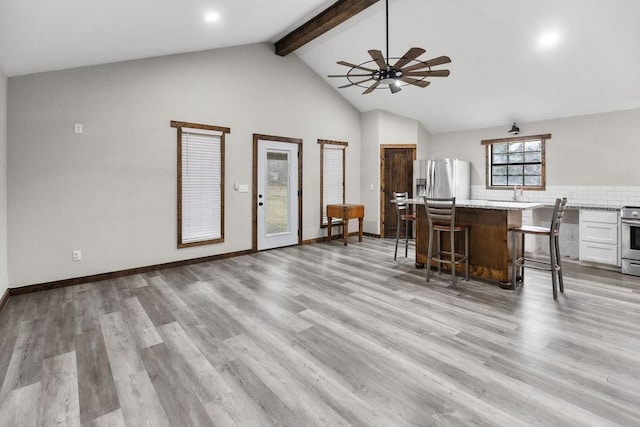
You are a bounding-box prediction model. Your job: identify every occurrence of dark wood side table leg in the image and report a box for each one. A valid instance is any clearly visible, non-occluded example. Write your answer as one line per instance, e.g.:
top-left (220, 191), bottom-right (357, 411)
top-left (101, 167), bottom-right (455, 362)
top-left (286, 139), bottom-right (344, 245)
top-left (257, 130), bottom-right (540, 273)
top-left (358, 217), bottom-right (363, 242)
top-left (327, 217), bottom-right (332, 241)
top-left (342, 215), bottom-right (348, 245)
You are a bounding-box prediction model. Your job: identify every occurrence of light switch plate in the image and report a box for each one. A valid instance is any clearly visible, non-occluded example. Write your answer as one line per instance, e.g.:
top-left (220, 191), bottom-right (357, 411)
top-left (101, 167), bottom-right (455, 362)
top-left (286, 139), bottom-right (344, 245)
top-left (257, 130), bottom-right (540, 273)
top-left (74, 124), bottom-right (83, 134)
top-left (238, 184), bottom-right (249, 193)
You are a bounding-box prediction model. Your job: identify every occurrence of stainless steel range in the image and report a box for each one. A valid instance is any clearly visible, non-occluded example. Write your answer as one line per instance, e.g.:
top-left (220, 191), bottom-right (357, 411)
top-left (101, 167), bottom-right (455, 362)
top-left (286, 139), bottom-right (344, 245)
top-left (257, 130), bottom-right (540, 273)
top-left (621, 206), bottom-right (640, 276)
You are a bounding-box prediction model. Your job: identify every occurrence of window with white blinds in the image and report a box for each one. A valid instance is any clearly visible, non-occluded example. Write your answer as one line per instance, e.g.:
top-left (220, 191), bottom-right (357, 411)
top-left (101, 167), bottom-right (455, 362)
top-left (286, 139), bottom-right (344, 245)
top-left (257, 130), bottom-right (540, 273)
top-left (319, 139), bottom-right (348, 226)
top-left (171, 120), bottom-right (229, 248)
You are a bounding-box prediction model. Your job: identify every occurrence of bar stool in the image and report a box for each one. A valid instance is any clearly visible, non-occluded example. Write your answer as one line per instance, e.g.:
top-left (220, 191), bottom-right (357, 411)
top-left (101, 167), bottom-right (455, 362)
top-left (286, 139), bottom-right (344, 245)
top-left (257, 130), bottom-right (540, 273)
top-left (510, 197), bottom-right (568, 299)
top-left (423, 197), bottom-right (469, 284)
top-left (393, 192), bottom-right (416, 260)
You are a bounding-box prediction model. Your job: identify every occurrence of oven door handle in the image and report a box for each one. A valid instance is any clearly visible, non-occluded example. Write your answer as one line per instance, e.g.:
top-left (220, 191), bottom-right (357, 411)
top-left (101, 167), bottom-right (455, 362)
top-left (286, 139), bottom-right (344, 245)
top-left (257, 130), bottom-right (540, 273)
top-left (621, 218), bottom-right (640, 226)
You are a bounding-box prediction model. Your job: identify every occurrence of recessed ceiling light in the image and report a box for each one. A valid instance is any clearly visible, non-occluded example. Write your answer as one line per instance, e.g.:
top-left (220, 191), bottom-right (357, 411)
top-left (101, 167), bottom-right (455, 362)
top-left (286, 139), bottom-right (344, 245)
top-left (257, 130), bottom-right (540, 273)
top-left (204, 11), bottom-right (221, 23)
top-left (537, 30), bottom-right (561, 50)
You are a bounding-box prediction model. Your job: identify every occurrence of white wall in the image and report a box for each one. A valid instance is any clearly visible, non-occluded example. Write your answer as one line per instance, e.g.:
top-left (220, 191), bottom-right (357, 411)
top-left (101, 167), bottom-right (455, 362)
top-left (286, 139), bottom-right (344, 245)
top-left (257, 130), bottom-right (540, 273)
top-left (7, 43), bottom-right (362, 287)
top-left (360, 109), bottom-right (431, 234)
top-left (360, 111), bottom-right (380, 233)
top-left (0, 67), bottom-right (7, 296)
top-left (431, 108), bottom-right (640, 187)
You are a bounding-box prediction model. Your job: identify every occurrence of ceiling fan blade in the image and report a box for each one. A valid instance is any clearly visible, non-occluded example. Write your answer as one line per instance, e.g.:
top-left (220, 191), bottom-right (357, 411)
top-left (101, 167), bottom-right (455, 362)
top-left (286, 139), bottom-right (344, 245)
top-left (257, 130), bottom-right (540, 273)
top-left (393, 47), bottom-right (426, 69)
top-left (403, 70), bottom-right (450, 78)
top-left (399, 77), bottom-right (431, 88)
top-left (422, 55), bottom-right (451, 67)
top-left (337, 61), bottom-right (377, 73)
top-left (338, 78), bottom-right (374, 89)
top-left (362, 80), bottom-right (381, 94)
top-left (400, 56), bottom-right (452, 73)
top-left (328, 73), bottom-right (373, 78)
top-left (368, 50), bottom-right (387, 70)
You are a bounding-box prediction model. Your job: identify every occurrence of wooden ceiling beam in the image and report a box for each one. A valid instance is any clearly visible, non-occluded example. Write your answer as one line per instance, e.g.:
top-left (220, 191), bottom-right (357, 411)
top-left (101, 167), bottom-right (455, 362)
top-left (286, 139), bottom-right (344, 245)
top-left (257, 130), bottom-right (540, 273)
top-left (275, 0), bottom-right (380, 56)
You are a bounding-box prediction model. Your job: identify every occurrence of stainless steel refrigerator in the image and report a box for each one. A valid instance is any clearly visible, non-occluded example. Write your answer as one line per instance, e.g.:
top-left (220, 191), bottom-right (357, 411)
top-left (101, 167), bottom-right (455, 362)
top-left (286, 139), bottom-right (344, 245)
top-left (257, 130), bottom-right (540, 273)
top-left (414, 159), bottom-right (471, 200)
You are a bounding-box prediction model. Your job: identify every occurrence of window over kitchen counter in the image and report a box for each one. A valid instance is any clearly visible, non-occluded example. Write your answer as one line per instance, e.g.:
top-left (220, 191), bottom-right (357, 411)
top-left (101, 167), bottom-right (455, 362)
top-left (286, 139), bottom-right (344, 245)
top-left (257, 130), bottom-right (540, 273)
top-left (481, 133), bottom-right (550, 190)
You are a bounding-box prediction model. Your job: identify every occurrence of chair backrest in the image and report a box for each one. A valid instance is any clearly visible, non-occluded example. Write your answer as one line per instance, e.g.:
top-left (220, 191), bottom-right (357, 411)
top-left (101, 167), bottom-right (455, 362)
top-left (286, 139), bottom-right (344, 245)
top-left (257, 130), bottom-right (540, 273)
top-left (423, 197), bottom-right (456, 228)
top-left (393, 192), bottom-right (410, 215)
top-left (551, 197), bottom-right (568, 234)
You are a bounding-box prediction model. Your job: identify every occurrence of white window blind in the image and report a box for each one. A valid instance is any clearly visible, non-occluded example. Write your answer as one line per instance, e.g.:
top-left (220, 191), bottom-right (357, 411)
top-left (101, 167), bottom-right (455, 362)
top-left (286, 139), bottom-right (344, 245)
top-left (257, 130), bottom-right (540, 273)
top-left (181, 128), bottom-right (222, 244)
top-left (322, 144), bottom-right (345, 226)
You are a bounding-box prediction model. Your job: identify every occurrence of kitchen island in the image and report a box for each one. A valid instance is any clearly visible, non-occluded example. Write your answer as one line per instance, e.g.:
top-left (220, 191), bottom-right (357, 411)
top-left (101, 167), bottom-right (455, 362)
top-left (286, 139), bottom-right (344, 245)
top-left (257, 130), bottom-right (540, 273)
top-left (413, 199), bottom-right (544, 285)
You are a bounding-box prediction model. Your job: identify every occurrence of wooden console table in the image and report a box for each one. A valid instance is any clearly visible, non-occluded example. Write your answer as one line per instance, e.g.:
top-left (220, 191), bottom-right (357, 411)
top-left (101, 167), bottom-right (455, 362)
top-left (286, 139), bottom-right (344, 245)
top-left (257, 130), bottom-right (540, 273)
top-left (327, 204), bottom-right (365, 246)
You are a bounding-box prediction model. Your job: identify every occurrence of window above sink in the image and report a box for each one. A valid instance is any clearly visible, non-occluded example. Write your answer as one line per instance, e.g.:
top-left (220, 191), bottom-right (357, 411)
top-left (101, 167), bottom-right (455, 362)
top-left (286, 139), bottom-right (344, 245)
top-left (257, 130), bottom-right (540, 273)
top-left (481, 133), bottom-right (551, 191)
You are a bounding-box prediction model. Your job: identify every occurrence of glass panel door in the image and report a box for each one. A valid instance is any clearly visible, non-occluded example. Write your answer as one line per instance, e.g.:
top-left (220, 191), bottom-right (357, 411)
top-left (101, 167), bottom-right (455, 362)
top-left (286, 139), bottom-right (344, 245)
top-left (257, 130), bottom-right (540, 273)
top-left (257, 139), bottom-right (299, 250)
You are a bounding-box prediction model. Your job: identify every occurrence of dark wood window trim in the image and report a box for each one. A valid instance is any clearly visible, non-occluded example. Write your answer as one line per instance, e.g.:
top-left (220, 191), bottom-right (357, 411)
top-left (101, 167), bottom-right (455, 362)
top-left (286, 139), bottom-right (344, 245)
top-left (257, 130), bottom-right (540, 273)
top-left (171, 120), bottom-right (230, 248)
top-left (319, 139), bottom-right (348, 228)
top-left (481, 133), bottom-right (550, 191)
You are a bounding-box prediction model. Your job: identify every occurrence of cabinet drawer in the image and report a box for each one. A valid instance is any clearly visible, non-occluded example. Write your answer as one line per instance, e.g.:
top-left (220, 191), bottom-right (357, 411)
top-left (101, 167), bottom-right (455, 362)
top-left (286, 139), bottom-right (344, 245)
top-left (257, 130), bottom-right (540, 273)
top-left (580, 209), bottom-right (619, 224)
top-left (579, 222), bottom-right (618, 244)
top-left (579, 241), bottom-right (619, 265)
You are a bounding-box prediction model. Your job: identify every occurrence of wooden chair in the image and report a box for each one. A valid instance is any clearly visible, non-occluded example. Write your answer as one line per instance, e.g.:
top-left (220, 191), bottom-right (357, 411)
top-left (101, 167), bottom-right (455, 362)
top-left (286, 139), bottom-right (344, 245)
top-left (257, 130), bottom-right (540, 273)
top-left (510, 197), bottom-right (568, 299)
top-left (423, 197), bottom-right (469, 284)
top-left (393, 192), bottom-right (416, 260)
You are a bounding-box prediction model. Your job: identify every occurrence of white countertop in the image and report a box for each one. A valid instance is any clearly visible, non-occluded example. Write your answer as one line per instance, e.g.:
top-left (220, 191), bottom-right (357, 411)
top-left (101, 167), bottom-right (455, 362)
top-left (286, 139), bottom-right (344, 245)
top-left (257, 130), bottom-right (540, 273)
top-left (404, 198), bottom-right (620, 211)
top-left (458, 199), bottom-right (545, 210)
top-left (407, 198), bottom-right (545, 210)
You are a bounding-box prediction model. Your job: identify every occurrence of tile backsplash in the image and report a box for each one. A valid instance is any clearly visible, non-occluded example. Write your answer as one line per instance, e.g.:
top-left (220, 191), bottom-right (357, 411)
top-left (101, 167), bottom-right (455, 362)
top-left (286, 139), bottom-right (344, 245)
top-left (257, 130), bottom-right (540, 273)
top-left (471, 185), bottom-right (640, 208)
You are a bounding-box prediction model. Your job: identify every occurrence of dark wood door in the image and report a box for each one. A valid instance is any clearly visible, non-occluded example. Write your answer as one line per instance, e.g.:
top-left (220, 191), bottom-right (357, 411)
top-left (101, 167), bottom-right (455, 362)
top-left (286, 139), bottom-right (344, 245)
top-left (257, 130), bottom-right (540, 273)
top-left (381, 146), bottom-right (415, 238)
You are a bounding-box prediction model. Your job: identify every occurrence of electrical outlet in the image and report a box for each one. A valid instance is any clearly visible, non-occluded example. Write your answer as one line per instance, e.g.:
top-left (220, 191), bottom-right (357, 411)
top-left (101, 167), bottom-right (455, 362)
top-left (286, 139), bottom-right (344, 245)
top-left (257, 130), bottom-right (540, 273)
top-left (74, 123), bottom-right (83, 134)
top-left (72, 250), bottom-right (82, 261)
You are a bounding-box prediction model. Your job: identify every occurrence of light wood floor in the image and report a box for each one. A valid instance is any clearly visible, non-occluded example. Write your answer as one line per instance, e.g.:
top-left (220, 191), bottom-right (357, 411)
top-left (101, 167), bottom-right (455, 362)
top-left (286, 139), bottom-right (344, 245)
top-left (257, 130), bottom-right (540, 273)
top-left (1, 237), bottom-right (639, 426)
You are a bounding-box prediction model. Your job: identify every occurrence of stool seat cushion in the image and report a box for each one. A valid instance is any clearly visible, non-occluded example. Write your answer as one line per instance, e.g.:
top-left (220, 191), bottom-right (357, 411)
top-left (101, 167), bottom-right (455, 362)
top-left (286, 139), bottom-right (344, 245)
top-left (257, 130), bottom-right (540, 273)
top-left (511, 225), bottom-right (554, 236)
top-left (433, 224), bottom-right (468, 232)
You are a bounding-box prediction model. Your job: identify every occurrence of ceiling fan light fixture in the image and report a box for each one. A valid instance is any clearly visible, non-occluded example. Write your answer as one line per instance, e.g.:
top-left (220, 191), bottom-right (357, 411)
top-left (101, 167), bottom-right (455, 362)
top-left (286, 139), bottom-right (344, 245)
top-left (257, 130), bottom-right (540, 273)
top-left (390, 83), bottom-right (402, 94)
top-left (508, 122), bottom-right (520, 135)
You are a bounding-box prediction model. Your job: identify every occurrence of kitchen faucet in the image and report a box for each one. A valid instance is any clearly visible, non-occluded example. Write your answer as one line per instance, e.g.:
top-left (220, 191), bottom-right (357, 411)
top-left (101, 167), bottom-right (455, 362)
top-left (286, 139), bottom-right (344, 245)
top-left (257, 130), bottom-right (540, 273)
top-left (513, 184), bottom-right (522, 201)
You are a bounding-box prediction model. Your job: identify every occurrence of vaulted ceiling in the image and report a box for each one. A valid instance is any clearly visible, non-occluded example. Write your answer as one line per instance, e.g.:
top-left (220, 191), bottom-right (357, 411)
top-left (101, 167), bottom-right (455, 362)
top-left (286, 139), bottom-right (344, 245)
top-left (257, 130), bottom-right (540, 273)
top-left (1, 0), bottom-right (639, 133)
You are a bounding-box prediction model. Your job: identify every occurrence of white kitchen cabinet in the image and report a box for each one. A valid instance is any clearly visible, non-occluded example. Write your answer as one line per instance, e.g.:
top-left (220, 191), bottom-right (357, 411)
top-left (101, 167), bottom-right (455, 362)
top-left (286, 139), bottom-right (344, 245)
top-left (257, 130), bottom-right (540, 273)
top-left (579, 209), bottom-right (620, 266)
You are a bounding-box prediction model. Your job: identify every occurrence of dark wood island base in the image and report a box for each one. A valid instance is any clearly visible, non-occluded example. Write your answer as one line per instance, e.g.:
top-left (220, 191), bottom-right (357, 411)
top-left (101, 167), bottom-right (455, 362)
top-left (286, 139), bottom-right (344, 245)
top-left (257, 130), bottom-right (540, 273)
top-left (416, 205), bottom-right (524, 284)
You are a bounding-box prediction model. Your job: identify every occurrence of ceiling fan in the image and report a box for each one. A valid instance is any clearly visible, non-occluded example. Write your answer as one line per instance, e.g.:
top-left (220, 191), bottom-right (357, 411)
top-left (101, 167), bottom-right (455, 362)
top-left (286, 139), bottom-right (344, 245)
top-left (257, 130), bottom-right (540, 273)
top-left (328, 0), bottom-right (451, 95)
